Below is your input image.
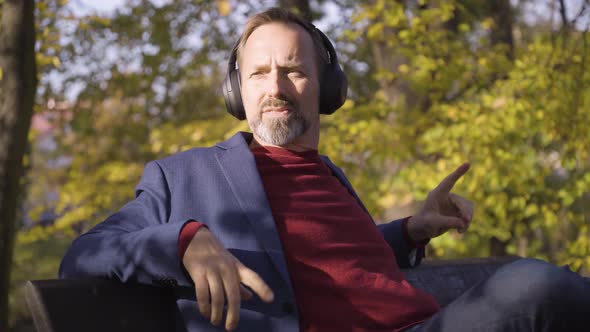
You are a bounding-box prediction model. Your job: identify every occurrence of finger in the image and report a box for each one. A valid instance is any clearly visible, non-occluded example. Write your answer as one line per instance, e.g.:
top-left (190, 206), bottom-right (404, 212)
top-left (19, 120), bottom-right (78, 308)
top-left (435, 163), bottom-right (470, 194)
top-left (240, 285), bottom-right (253, 301)
top-left (207, 271), bottom-right (225, 326)
top-left (450, 194), bottom-right (474, 222)
top-left (194, 273), bottom-right (211, 319)
top-left (457, 199), bottom-right (473, 232)
top-left (237, 263), bottom-right (274, 303)
top-left (221, 267), bottom-right (241, 331)
top-left (436, 216), bottom-right (466, 235)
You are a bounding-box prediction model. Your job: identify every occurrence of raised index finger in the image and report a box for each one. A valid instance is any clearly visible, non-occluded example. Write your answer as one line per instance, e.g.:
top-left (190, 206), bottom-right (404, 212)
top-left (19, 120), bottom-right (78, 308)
top-left (435, 163), bottom-right (470, 194)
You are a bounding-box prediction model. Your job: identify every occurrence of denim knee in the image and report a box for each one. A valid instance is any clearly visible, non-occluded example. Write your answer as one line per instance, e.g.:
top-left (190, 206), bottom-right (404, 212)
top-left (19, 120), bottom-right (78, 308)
top-left (484, 258), bottom-right (585, 311)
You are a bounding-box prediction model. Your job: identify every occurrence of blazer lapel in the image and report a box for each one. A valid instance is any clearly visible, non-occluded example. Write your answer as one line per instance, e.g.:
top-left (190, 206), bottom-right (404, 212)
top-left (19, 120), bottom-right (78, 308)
top-left (214, 132), bottom-right (293, 290)
top-left (321, 155), bottom-right (374, 219)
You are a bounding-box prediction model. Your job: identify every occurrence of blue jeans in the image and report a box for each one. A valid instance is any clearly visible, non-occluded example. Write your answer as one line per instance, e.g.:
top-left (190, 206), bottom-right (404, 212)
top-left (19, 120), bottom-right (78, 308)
top-left (404, 258), bottom-right (590, 332)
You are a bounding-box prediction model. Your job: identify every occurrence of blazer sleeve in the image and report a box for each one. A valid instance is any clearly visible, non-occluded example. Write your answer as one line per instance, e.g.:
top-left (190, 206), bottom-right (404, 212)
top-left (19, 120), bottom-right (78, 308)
top-left (377, 219), bottom-right (426, 269)
top-left (59, 160), bottom-right (193, 287)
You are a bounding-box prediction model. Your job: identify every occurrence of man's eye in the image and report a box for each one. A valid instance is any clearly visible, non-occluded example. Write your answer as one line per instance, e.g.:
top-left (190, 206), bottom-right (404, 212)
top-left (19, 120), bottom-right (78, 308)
top-left (289, 70), bottom-right (305, 77)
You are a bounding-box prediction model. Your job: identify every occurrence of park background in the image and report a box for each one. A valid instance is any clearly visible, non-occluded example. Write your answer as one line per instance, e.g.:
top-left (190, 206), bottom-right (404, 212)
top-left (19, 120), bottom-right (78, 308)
top-left (1, 0), bottom-right (589, 330)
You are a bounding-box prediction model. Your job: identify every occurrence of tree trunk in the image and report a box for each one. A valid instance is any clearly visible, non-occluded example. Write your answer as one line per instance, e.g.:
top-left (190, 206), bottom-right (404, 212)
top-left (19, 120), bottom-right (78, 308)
top-left (489, 0), bottom-right (514, 60)
top-left (370, 0), bottom-right (432, 112)
top-left (490, 236), bottom-right (509, 256)
top-left (0, 0), bottom-right (38, 329)
top-left (558, 0), bottom-right (569, 32)
top-left (487, 0), bottom-right (514, 256)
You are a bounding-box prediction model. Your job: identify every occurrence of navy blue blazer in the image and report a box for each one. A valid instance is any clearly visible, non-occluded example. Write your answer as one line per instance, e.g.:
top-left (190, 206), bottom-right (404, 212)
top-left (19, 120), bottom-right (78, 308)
top-left (60, 131), bottom-right (424, 332)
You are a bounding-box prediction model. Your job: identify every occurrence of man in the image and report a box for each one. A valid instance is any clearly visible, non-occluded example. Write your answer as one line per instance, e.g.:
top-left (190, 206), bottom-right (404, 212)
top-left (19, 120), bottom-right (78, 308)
top-left (60, 7), bottom-right (590, 332)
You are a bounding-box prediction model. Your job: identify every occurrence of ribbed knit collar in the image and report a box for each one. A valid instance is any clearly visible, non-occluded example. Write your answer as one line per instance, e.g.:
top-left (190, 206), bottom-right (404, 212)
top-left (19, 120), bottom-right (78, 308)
top-left (251, 145), bottom-right (319, 160)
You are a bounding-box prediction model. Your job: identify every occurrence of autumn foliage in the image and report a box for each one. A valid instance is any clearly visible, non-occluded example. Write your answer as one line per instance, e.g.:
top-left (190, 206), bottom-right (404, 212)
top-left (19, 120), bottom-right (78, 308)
top-left (6, 0), bottom-right (589, 328)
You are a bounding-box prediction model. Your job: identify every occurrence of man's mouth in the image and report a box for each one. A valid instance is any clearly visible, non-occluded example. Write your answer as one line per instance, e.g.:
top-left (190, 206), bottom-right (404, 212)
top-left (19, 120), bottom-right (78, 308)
top-left (262, 107), bottom-right (292, 115)
top-left (260, 98), bottom-right (293, 114)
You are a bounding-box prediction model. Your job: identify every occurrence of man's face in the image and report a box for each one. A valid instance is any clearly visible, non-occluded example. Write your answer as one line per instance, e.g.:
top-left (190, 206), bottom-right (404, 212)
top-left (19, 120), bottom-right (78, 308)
top-left (240, 22), bottom-right (320, 146)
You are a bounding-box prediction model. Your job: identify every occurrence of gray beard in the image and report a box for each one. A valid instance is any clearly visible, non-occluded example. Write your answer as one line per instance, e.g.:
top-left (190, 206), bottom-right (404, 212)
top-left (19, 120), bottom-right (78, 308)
top-left (248, 111), bottom-right (309, 146)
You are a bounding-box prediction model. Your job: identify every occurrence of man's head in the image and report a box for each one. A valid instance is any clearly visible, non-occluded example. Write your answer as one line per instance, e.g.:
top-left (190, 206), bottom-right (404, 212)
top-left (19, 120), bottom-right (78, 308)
top-left (222, 8), bottom-right (347, 148)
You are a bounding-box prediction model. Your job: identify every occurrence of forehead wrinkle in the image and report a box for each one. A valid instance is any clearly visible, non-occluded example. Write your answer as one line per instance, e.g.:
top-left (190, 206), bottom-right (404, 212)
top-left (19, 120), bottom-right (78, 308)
top-left (246, 50), bottom-right (306, 71)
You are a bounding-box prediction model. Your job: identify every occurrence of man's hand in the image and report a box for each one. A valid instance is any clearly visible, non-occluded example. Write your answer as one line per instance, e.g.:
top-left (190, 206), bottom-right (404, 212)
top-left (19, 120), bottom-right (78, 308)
top-left (407, 163), bottom-right (474, 243)
top-left (182, 228), bottom-right (274, 331)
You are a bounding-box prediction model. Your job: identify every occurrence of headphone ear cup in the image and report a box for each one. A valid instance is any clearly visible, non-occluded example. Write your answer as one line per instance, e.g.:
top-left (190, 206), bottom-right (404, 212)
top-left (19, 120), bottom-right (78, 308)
top-left (312, 25), bottom-right (348, 115)
top-left (223, 68), bottom-right (246, 120)
top-left (319, 64), bottom-right (348, 115)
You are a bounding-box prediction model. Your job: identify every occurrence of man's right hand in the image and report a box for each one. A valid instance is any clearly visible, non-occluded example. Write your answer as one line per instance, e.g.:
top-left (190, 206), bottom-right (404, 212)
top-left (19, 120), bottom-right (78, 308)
top-left (182, 227), bottom-right (274, 331)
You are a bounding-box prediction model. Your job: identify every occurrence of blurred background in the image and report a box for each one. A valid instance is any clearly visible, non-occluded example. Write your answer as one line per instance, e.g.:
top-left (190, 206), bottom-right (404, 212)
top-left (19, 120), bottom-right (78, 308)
top-left (1, 0), bottom-right (589, 330)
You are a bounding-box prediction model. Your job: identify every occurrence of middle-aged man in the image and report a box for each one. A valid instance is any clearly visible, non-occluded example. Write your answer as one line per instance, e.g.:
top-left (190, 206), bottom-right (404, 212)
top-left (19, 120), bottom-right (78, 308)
top-left (60, 7), bottom-right (590, 332)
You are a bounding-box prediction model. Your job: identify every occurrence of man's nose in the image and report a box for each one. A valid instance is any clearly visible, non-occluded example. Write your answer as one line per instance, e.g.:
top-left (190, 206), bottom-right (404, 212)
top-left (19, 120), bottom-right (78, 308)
top-left (265, 72), bottom-right (286, 97)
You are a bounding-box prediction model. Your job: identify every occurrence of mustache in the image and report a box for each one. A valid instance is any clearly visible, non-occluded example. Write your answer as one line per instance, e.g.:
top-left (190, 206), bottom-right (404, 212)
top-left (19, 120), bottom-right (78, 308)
top-left (260, 97), bottom-right (295, 110)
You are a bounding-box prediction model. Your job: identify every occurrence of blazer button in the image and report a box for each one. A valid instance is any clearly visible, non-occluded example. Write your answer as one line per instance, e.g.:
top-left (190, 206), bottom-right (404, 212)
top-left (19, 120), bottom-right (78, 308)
top-left (282, 302), bottom-right (294, 314)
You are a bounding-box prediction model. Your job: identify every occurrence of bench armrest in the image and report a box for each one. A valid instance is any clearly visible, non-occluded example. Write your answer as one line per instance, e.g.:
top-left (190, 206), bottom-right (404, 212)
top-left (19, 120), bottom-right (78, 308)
top-left (25, 278), bottom-right (178, 332)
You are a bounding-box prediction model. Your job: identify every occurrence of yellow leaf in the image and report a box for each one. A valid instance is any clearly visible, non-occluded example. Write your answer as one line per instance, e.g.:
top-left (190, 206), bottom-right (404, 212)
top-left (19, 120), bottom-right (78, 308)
top-left (341, 99), bottom-right (355, 110)
top-left (367, 22), bottom-right (384, 40)
top-left (398, 64), bottom-right (410, 74)
top-left (217, 0), bottom-right (231, 16)
top-left (481, 18), bottom-right (494, 30)
top-left (398, 30), bottom-right (410, 40)
top-left (0, 67), bottom-right (2, 81)
top-left (52, 56), bottom-right (61, 68)
top-left (377, 193), bottom-right (395, 208)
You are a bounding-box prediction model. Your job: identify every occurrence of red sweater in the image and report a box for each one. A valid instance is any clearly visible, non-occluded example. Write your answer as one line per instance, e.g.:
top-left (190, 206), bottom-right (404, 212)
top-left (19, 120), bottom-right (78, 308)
top-left (180, 146), bottom-right (439, 331)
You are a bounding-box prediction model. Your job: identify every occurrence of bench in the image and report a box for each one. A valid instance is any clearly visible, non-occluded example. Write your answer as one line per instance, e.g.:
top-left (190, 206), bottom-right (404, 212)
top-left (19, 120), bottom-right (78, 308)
top-left (25, 256), bottom-right (522, 332)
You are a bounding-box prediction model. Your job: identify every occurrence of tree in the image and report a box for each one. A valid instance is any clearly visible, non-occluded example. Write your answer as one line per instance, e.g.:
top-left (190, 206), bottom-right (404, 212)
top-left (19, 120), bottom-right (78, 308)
top-left (0, 0), bottom-right (38, 329)
top-left (320, 0), bottom-right (590, 272)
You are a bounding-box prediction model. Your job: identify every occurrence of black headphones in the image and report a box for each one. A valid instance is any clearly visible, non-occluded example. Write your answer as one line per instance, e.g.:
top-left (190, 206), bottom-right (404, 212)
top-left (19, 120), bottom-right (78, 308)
top-left (222, 22), bottom-right (348, 120)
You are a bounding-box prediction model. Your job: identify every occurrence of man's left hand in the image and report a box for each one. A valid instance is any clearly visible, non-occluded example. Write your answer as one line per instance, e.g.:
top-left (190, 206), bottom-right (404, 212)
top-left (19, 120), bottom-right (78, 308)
top-left (407, 163), bottom-right (474, 243)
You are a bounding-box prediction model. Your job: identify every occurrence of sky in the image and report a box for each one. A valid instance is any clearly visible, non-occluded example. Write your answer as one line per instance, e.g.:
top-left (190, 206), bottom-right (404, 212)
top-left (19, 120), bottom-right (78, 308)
top-left (71, 0), bottom-right (123, 15)
top-left (69, 0), bottom-right (340, 30)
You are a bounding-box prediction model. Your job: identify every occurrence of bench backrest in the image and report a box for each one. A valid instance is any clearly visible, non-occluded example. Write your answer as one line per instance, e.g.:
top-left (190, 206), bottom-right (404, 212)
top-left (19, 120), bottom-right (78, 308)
top-left (25, 256), bottom-right (521, 332)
